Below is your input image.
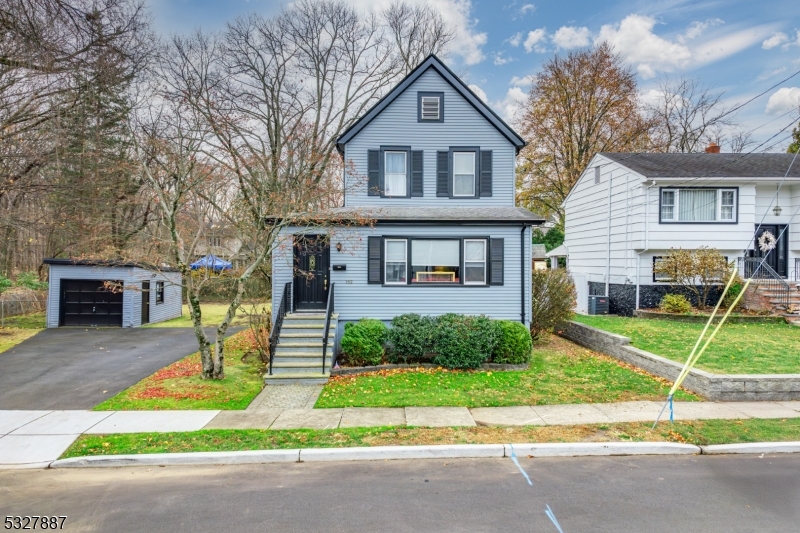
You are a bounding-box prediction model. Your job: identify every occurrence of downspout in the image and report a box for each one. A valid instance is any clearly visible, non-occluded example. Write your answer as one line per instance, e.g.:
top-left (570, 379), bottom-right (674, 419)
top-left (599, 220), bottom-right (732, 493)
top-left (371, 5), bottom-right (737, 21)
top-left (606, 172), bottom-right (612, 297)
top-left (520, 225), bottom-right (526, 324)
top-left (636, 179), bottom-right (656, 310)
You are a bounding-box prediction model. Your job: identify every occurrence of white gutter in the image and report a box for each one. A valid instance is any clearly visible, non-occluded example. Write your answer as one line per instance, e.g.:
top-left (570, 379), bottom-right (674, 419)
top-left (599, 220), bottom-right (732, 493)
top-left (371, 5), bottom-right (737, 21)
top-left (636, 179), bottom-right (657, 310)
top-left (605, 171), bottom-right (612, 297)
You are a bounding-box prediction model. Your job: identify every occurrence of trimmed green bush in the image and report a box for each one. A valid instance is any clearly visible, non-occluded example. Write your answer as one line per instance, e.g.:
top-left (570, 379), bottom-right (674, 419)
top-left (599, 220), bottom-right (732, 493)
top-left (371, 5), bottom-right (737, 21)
top-left (387, 313), bottom-right (436, 364)
top-left (340, 319), bottom-right (387, 366)
top-left (432, 314), bottom-right (500, 369)
top-left (492, 320), bottom-right (532, 365)
top-left (660, 293), bottom-right (692, 314)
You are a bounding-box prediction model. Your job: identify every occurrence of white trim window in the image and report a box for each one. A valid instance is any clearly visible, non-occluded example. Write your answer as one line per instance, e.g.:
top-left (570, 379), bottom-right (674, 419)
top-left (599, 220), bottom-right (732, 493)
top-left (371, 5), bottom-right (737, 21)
top-left (384, 239), bottom-right (407, 284)
top-left (463, 239), bottom-right (487, 284)
top-left (384, 151), bottom-right (407, 197)
top-left (660, 188), bottom-right (737, 223)
top-left (453, 152), bottom-right (475, 197)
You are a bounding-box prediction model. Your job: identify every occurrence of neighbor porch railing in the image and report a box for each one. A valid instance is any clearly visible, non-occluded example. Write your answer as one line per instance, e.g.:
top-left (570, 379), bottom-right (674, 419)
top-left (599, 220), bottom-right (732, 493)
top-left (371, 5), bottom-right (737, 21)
top-left (738, 257), bottom-right (791, 311)
top-left (268, 282), bottom-right (291, 375)
top-left (321, 283), bottom-right (335, 374)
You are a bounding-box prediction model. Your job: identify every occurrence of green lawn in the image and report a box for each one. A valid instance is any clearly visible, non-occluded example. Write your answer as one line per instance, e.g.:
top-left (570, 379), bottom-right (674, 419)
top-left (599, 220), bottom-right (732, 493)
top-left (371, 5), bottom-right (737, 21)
top-left (315, 335), bottom-right (697, 408)
top-left (0, 311), bottom-right (45, 352)
top-left (93, 330), bottom-right (265, 410)
top-left (573, 314), bottom-right (800, 374)
top-left (143, 303), bottom-right (269, 328)
top-left (2, 311), bottom-right (45, 329)
top-left (60, 417), bottom-right (800, 458)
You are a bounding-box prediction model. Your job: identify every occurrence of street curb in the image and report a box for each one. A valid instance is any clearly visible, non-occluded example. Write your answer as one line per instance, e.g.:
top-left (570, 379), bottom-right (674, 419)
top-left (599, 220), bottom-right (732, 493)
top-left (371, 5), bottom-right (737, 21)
top-left (700, 442), bottom-right (800, 455)
top-left (506, 442), bottom-right (701, 457)
top-left (300, 444), bottom-right (504, 462)
top-left (49, 449), bottom-right (300, 468)
top-left (47, 442), bottom-right (704, 468)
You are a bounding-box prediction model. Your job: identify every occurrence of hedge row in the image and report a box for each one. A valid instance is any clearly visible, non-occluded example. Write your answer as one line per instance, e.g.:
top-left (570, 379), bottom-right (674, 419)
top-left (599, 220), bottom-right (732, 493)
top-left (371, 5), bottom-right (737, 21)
top-left (339, 313), bottom-right (532, 369)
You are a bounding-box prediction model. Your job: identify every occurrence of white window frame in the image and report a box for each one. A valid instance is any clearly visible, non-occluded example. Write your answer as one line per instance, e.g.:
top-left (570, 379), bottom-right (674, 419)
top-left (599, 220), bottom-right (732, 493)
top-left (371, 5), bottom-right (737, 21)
top-left (660, 188), bottom-right (737, 223)
top-left (384, 151), bottom-right (407, 197)
top-left (421, 96), bottom-right (440, 120)
top-left (384, 238), bottom-right (407, 285)
top-left (452, 152), bottom-right (476, 197)
top-left (463, 239), bottom-right (487, 285)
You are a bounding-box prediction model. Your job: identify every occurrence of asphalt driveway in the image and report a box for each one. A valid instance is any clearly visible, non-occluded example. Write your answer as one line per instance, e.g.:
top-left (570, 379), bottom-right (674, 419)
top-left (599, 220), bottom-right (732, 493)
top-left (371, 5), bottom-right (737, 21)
top-left (0, 328), bottom-right (241, 410)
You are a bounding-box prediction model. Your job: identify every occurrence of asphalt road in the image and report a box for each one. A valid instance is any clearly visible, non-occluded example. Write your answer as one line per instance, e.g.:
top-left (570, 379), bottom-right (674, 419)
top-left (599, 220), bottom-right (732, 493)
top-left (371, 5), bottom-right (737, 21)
top-left (2, 454), bottom-right (799, 532)
top-left (0, 327), bottom-right (240, 410)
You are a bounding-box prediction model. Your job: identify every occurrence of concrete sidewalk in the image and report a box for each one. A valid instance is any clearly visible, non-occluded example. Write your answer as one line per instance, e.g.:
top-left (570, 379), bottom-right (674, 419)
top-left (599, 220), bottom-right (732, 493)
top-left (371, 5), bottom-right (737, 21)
top-left (3, 400), bottom-right (800, 468)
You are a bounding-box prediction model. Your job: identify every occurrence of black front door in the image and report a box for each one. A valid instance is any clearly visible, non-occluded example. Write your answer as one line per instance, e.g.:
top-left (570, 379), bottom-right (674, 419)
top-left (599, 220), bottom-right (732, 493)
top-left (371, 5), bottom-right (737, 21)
top-left (293, 235), bottom-right (330, 311)
top-left (753, 225), bottom-right (788, 277)
top-left (60, 279), bottom-right (124, 327)
top-left (141, 281), bottom-right (150, 324)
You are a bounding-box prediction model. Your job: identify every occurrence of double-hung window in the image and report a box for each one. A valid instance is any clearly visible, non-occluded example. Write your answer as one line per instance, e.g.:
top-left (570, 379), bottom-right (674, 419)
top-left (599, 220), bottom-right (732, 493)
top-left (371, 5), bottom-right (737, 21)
top-left (660, 188), bottom-right (737, 223)
top-left (155, 281), bottom-right (165, 303)
top-left (384, 151), bottom-right (407, 197)
top-left (464, 239), bottom-right (486, 284)
top-left (453, 152), bottom-right (475, 197)
top-left (385, 239), bottom-right (407, 284)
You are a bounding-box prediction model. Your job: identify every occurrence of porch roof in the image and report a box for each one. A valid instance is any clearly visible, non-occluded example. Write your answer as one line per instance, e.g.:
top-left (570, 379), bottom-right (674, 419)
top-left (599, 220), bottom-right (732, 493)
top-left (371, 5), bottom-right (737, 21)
top-left (322, 206), bottom-right (545, 225)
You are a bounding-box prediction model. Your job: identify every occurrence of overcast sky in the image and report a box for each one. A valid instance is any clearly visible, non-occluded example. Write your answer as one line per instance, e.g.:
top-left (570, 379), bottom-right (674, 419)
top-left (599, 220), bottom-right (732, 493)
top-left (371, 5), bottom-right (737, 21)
top-left (149, 0), bottom-right (800, 150)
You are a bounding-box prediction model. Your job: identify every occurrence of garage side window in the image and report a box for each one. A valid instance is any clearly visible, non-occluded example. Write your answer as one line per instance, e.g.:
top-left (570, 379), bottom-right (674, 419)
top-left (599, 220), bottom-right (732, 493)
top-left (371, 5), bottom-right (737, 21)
top-left (156, 281), bottom-right (165, 303)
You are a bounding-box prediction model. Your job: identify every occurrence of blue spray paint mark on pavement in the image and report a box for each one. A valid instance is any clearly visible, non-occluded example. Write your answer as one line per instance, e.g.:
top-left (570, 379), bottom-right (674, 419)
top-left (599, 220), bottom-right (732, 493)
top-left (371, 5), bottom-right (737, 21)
top-left (669, 395), bottom-right (674, 423)
top-left (545, 504), bottom-right (565, 533)
top-left (508, 444), bottom-right (532, 486)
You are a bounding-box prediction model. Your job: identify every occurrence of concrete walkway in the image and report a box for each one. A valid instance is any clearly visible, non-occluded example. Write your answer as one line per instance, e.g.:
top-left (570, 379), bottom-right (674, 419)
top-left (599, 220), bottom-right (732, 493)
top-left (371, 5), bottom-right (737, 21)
top-left (3, 400), bottom-right (800, 468)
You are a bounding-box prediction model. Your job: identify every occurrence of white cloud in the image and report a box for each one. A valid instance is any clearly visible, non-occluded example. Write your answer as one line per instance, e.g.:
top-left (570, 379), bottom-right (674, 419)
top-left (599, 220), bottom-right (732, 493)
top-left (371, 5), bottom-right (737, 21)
top-left (469, 84), bottom-right (488, 102)
top-left (681, 18), bottom-right (723, 42)
top-left (345, 0), bottom-right (487, 65)
top-left (507, 32), bottom-right (522, 47)
top-left (693, 25), bottom-right (777, 67)
top-left (510, 74), bottom-right (536, 88)
top-left (493, 86), bottom-right (528, 122)
top-left (493, 53), bottom-right (514, 66)
top-left (552, 26), bottom-right (591, 49)
top-left (765, 87), bottom-right (800, 114)
top-left (757, 67), bottom-right (787, 81)
top-left (518, 3), bottom-right (536, 16)
top-left (523, 28), bottom-right (547, 53)
top-left (762, 32), bottom-right (789, 49)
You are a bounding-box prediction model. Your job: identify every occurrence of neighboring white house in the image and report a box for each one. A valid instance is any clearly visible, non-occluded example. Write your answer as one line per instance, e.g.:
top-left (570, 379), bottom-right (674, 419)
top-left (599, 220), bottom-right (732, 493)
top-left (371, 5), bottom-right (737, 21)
top-left (562, 150), bottom-right (800, 315)
top-left (44, 259), bottom-right (182, 328)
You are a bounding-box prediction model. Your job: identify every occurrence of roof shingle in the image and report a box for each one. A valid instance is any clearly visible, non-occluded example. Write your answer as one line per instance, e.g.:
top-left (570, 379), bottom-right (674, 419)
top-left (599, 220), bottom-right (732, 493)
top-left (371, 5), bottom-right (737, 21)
top-left (600, 153), bottom-right (800, 178)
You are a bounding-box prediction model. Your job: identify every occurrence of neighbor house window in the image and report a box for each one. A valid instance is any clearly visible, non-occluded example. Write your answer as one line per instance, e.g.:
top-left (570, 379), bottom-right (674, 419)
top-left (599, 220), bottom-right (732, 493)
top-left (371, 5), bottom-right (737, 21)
top-left (384, 151), bottom-right (407, 197)
top-left (411, 239), bottom-right (461, 283)
top-left (652, 256), bottom-right (674, 282)
top-left (464, 239), bottom-right (486, 284)
top-left (384, 239), bottom-right (407, 284)
top-left (660, 188), bottom-right (737, 223)
top-left (155, 281), bottom-right (165, 303)
top-left (453, 152), bottom-right (475, 197)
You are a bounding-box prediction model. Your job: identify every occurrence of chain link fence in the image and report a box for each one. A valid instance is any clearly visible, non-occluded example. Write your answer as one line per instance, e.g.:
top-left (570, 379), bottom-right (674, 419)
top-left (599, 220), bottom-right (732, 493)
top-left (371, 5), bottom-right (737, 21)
top-left (0, 289), bottom-right (46, 327)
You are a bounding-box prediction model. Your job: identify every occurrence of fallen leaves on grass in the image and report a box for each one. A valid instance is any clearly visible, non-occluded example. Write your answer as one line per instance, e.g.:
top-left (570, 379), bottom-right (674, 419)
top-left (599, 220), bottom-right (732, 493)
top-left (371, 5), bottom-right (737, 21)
top-left (151, 356), bottom-right (203, 381)
top-left (131, 385), bottom-right (213, 401)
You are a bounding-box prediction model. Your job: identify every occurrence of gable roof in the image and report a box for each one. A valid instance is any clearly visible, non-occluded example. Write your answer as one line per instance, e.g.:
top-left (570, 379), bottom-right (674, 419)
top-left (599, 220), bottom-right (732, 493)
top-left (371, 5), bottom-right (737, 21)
top-left (600, 153), bottom-right (800, 178)
top-left (336, 55), bottom-right (526, 154)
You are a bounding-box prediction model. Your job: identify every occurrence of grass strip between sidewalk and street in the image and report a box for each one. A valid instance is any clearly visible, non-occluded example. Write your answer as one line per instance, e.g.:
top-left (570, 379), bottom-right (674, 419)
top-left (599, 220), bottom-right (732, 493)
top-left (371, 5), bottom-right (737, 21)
top-left (573, 314), bottom-right (800, 374)
top-left (93, 330), bottom-right (265, 411)
top-left (316, 335), bottom-right (698, 408)
top-left (60, 417), bottom-right (800, 458)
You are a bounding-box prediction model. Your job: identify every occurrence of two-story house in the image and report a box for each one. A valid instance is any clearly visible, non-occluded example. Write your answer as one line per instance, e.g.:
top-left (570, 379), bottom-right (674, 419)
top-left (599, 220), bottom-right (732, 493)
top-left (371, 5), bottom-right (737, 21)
top-left (561, 150), bottom-right (800, 316)
top-left (268, 55), bottom-right (543, 382)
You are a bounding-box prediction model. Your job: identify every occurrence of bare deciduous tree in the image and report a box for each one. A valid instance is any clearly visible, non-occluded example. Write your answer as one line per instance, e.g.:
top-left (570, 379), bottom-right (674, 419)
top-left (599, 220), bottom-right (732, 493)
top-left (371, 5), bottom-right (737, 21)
top-left (382, 1), bottom-right (455, 74)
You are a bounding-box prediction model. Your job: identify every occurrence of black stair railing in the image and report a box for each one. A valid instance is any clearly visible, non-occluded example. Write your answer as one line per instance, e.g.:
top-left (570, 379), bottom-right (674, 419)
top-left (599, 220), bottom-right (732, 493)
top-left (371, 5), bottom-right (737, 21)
top-left (268, 282), bottom-right (291, 375)
top-left (321, 283), bottom-right (335, 374)
top-left (739, 257), bottom-right (790, 310)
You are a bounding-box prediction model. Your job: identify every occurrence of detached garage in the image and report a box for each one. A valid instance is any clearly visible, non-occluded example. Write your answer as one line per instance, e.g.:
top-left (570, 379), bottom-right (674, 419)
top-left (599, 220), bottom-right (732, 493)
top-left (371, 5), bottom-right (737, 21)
top-left (44, 259), bottom-right (183, 328)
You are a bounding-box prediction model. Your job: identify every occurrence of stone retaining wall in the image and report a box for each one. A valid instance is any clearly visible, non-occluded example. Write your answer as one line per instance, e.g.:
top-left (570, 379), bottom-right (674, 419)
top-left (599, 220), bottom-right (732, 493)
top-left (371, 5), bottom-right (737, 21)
top-left (330, 362), bottom-right (529, 376)
top-left (633, 310), bottom-right (784, 324)
top-left (559, 321), bottom-right (800, 401)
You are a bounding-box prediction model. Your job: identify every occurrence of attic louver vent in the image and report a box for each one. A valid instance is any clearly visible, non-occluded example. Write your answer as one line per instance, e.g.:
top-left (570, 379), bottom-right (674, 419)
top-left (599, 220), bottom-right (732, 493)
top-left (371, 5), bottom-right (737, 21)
top-left (421, 97), bottom-right (440, 120)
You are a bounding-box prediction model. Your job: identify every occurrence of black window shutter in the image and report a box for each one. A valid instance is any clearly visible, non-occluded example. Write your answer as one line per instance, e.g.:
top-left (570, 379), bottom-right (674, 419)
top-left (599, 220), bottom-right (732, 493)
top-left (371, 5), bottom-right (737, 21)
top-left (489, 238), bottom-right (504, 285)
top-left (367, 150), bottom-right (380, 196)
top-left (479, 150), bottom-right (492, 197)
top-left (411, 151), bottom-right (424, 197)
top-left (436, 151), bottom-right (449, 197)
top-left (368, 236), bottom-right (382, 284)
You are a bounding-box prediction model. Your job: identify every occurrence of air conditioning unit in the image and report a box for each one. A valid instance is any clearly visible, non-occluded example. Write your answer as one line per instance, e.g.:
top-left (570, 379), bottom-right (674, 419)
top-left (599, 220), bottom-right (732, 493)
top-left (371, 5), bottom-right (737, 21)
top-left (588, 295), bottom-right (609, 315)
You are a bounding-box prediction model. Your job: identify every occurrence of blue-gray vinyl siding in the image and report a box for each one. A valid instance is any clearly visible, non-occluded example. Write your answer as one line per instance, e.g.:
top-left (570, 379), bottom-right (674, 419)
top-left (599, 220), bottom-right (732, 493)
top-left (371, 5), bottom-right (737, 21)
top-left (46, 265), bottom-right (182, 328)
top-left (272, 225), bottom-right (531, 339)
top-left (343, 68), bottom-right (516, 207)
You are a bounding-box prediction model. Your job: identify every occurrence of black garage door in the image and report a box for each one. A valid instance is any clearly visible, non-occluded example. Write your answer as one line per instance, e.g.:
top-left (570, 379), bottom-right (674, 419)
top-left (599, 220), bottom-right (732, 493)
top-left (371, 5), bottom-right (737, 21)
top-left (60, 279), bottom-right (124, 327)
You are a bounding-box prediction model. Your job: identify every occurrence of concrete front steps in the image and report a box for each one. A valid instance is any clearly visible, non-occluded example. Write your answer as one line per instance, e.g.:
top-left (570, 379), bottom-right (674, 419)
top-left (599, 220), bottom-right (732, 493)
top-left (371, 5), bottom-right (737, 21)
top-left (264, 312), bottom-right (338, 386)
